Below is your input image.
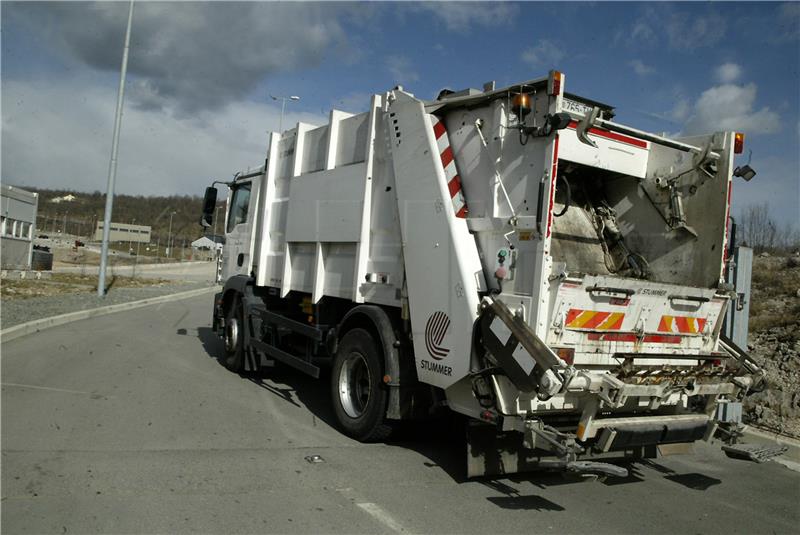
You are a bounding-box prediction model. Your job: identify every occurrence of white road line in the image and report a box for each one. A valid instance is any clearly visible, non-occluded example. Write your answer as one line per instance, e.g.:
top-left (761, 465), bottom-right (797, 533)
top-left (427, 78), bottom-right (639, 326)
top-left (1, 382), bottom-right (98, 396)
top-left (356, 502), bottom-right (412, 534)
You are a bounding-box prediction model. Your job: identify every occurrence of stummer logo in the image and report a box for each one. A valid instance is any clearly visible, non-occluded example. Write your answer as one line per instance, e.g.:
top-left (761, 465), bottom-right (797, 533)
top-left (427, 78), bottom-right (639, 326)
top-left (424, 311), bottom-right (450, 360)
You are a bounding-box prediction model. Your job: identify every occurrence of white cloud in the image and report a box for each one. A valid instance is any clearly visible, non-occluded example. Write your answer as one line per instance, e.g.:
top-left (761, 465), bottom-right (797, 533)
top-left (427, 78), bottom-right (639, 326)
top-left (521, 40), bottom-right (564, 67)
top-left (715, 63), bottom-right (742, 84)
top-left (671, 99), bottom-right (692, 122)
top-left (5, 2), bottom-right (361, 114)
top-left (412, 2), bottom-right (518, 31)
top-left (631, 20), bottom-right (656, 43)
top-left (683, 83), bottom-right (780, 135)
top-left (629, 59), bottom-right (655, 76)
top-left (666, 12), bottom-right (726, 50)
top-left (386, 56), bottom-right (419, 85)
top-left (1, 76), bottom-right (325, 198)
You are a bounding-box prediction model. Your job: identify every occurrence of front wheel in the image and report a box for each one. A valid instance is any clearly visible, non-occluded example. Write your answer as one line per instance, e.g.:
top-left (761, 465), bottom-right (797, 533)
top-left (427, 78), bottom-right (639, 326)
top-left (331, 328), bottom-right (392, 442)
top-left (222, 297), bottom-right (245, 373)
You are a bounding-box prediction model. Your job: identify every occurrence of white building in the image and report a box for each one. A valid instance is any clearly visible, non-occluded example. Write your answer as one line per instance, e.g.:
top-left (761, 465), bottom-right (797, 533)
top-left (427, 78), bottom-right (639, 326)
top-left (1, 185), bottom-right (38, 270)
top-left (191, 235), bottom-right (224, 260)
top-left (94, 221), bottom-right (151, 243)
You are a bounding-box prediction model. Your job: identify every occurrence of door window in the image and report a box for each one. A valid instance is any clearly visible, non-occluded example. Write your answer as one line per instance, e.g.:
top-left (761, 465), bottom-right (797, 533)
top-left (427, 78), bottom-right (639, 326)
top-left (227, 183), bottom-right (251, 233)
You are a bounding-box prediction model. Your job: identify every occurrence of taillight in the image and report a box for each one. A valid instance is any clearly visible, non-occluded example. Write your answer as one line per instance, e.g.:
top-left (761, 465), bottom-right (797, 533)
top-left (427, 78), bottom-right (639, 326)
top-left (734, 132), bottom-right (745, 154)
top-left (548, 70), bottom-right (562, 97)
top-left (555, 347), bottom-right (575, 365)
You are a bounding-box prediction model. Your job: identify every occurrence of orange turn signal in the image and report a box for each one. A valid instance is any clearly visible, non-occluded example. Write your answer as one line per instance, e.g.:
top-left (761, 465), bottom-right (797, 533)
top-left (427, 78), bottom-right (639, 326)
top-left (734, 132), bottom-right (745, 154)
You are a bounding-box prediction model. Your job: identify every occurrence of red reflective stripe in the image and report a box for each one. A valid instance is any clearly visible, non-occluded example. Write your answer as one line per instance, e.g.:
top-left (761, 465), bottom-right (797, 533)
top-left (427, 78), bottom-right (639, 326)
top-left (587, 332), bottom-right (637, 342)
top-left (448, 175), bottom-right (462, 197)
top-left (723, 179), bottom-right (733, 266)
top-left (607, 314), bottom-right (624, 330)
top-left (643, 334), bottom-right (681, 344)
top-left (586, 333), bottom-right (682, 344)
top-left (433, 119), bottom-right (446, 140)
top-left (455, 205), bottom-right (467, 218)
top-left (582, 311), bottom-right (610, 329)
top-left (566, 308), bottom-right (583, 325)
top-left (546, 135), bottom-right (560, 238)
top-left (566, 121), bottom-right (648, 149)
top-left (658, 316), bottom-right (671, 332)
top-left (697, 318), bottom-right (707, 332)
top-left (440, 146), bottom-right (454, 168)
top-left (675, 316), bottom-right (690, 333)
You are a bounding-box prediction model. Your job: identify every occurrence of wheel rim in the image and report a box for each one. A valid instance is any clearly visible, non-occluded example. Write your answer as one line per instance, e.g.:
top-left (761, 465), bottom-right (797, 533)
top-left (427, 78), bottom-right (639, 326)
top-left (224, 316), bottom-right (239, 353)
top-left (338, 351), bottom-right (372, 419)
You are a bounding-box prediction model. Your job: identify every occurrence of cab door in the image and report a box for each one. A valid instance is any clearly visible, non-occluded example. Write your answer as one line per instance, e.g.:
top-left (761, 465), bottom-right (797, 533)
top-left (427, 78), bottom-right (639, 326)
top-left (221, 178), bottom-right (260, 281)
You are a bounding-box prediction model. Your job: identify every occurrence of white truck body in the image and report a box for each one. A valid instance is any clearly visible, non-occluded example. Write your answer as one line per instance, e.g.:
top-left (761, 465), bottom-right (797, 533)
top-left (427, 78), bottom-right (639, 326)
top-left (209, 71), bottom-right (763, 476)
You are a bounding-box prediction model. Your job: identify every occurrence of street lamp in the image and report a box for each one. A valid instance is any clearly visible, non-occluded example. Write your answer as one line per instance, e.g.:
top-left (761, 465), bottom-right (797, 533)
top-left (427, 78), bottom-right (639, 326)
top-left (166, 211), bottom-right (176, 259)
top-left (271, 94), bottom-right (300, 132)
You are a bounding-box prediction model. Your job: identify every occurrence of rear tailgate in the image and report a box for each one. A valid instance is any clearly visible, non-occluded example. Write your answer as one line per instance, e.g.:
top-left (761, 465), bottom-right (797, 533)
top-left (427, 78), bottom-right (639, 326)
top-left (547, 275), bottom-right (728, 365)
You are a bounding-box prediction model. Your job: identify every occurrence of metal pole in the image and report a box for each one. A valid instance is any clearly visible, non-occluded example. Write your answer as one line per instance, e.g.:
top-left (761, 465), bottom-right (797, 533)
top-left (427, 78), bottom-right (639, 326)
top-left (129, 218), bottom-right (135, 251)
top-left (213, 204), bottom-right (220, 239)
top-left (133, 238), bottom-right (141, 278)
top-left (166, 211), bottom-right (175, 259)
top-left (63, 211), bottom-right (68, 236)
top-left (279, 98), bottom-right (286, 132)
top-left (98, 0), bottom-right (135, 297)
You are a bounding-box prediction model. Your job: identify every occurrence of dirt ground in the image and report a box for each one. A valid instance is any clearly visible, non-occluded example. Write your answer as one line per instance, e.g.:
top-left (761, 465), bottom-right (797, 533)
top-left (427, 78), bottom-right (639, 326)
top-left (1, 273), bottom-right (171, 300)
top-left (743, 254), bottom-right (800, 438)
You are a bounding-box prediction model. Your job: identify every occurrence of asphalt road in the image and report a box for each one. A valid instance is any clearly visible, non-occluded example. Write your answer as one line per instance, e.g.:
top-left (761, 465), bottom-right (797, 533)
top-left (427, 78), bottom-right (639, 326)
top-left (2, 294), bottom-right (799, 534)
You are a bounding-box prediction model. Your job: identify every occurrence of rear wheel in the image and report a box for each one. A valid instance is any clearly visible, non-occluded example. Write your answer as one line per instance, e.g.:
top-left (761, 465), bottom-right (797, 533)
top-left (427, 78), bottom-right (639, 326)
top-left (331, 328), bottom-right (392, 442)
top-left (222, 297), bottom-right (245, 372)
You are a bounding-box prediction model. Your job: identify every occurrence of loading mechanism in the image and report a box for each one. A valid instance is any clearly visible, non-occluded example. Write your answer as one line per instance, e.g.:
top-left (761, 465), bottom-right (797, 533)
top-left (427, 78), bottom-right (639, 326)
top-left (468, 296), bottom-right (766, 478)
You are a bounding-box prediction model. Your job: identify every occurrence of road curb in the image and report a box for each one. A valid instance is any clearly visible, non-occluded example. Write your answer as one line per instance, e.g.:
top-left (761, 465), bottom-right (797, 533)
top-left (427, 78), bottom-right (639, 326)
top-left (740, 426), bottom-right (800, 464)
top-left (0, 286), bottom-right (219, 343)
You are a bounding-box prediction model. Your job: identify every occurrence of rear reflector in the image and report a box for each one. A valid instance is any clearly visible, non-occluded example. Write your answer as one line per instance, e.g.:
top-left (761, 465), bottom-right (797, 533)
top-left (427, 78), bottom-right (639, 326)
top-left (549, 70), bottom-right (562, 97)
top-left (734, 132), bottom-right (745, 154)
top-left (555, 347), bottom-right (575, 365)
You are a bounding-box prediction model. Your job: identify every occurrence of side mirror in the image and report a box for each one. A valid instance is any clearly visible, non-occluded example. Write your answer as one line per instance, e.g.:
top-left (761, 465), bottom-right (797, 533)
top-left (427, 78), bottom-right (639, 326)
top-left (200, 186), bottom-right (217, 228)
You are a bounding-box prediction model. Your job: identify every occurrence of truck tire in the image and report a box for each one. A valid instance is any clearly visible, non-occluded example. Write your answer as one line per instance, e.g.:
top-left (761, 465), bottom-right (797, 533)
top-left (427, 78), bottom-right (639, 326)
top-left (222, 297), bottom-right (245, 373)
top-left (331, 328), bottom-right (392, 442)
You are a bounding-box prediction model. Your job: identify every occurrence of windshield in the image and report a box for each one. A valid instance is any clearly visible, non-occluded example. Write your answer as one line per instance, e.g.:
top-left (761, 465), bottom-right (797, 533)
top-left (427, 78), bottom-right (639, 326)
top-left (227, 183), bottom-right (251, 233)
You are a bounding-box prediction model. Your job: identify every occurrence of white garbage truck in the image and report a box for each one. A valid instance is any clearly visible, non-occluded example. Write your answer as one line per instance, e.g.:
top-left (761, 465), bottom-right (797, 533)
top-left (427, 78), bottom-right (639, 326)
top-left (201, 70), bottom-right (765, 477)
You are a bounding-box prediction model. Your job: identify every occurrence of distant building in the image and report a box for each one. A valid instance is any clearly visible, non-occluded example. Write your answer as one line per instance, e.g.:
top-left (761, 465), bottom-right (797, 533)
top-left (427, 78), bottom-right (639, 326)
top-left (94, 221), bottom-right (151, 243)
top-left (49, 194), bottom-right (77, 204)
top-left (191, 235), bottom-right (224, 261)
top-left (1, 185), bottom-right (38, 270)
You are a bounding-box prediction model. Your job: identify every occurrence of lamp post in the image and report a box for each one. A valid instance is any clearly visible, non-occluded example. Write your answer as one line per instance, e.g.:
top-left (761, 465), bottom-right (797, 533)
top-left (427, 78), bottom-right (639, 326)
top-left (166, 211), bottom-right (176, 259)
top-left (271, 94), bottom-right (300, 132)
top-left (129, 217), bottom-right (135, 252)
top-left (98, 0), bottom-right (135, 297)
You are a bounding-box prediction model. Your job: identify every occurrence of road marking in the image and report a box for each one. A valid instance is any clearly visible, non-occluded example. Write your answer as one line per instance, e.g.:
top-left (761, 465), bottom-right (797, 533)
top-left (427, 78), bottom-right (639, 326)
top-left (356, 502), bottom-right (412, 534)
top-left (2, 383), bottom-right (98, 396)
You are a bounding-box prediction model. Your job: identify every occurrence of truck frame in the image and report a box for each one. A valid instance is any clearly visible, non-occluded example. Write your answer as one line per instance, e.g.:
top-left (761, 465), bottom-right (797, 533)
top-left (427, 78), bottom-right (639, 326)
top-left (201, 70), bottom-right (764, 477)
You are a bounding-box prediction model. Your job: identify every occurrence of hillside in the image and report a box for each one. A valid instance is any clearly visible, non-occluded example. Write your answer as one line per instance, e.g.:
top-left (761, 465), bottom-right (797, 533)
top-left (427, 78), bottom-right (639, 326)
top-left (15, 186), bottom-right (226, 245)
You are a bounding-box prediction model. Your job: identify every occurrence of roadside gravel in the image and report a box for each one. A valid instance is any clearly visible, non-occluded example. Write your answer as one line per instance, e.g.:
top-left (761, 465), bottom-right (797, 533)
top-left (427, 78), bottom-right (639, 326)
top-left (1, 281), bottom-right (215, 329)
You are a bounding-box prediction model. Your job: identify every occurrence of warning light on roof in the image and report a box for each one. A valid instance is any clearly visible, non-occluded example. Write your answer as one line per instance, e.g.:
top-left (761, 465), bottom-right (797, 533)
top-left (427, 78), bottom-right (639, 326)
top-left (734, 132), bottom-right (745, 154)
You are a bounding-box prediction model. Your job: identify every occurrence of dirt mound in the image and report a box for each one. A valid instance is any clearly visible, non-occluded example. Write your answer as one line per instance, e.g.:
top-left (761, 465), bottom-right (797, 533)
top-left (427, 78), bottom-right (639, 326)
top-left (743, 255), bottom-right (800, 438)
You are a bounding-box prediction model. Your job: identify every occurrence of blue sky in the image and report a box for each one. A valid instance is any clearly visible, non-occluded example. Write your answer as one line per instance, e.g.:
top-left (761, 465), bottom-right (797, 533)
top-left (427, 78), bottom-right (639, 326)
top-left (2, 2), bottom-right (798, 227)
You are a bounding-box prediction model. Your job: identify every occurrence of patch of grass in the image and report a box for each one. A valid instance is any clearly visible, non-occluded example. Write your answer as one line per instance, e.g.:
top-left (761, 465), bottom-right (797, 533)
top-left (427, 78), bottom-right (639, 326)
top-left (1, 274), bottom-right (172, 300)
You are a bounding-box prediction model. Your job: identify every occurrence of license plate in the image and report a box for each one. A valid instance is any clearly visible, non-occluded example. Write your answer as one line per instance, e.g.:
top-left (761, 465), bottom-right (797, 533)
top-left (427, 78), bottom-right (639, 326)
top-left (562, 97), bottom-right (594, 116)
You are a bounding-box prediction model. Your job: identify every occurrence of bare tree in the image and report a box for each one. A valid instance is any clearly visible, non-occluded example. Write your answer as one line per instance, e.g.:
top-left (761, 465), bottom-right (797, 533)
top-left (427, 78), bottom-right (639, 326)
top-left (739, 203), bottom-right (800, 253)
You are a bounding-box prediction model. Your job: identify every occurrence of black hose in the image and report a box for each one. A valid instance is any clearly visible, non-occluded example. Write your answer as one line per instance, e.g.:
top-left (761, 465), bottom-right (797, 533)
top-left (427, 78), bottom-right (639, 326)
top-left (554, 176), bottom-right (571, 217)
